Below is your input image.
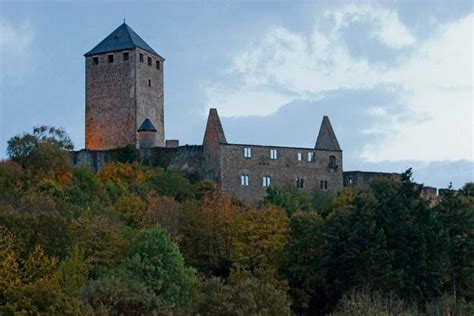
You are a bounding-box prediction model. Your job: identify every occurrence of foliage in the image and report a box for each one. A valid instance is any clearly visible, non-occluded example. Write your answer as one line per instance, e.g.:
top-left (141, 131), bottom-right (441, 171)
top-left (282, 211), bottom-right (325, 313)
top-left (3, 127), bottom-right (474, 315)
top-left (232, 204), bottom-right (288, 272)
top-left (199, 269), bottom-right (292, 316)
top-left (7, 125), bottom-right (73, 168)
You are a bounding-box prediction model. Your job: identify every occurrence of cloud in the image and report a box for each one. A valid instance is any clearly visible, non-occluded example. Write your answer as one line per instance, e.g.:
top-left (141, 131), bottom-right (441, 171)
top-left (0, 18), bottom-right (33, 79)
top-left (204, 5), bottom-right (473, 162)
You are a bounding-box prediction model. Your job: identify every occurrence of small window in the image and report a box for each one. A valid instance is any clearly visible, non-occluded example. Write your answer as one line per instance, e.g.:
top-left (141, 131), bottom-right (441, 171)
top-left (262, 176), bottom-right (271, 187)
top-left (148, 80), bottom-right (152, 87)
top-left (270, 149), bottom-right (278, 160)
top-left (148, 56), bottom-right (152, 66)
top-left (156, 60), bottom-right (160, 69)
top-left (243, 147), bottom-right (252, 158)
top-left (308, 152), bottom-right (315, 162)
top-left (139, 53), bottom-right (144, 62)
top-left (348, 177), bottom-right (353, 184)
top-left (320, 180), bottom-right (328, 190)
top-left (107, 54), bottom-right (114, 63)
top-left (329, 155), bottom-right (337, 168)
top-left (296, 177), bottom-right (305, 188)
top-left (297, 152), bottom-right (302, 161)
top-left (241, 175), bottom-right (249, 186)
top-left (123, 52), bottom-right (129, 61)
top-left (92, 57), bottom-right (99, 65)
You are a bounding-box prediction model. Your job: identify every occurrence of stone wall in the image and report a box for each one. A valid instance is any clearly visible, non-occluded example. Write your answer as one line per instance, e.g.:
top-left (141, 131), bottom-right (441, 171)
top-left (343, 171), bottom-right (401, 188)
top-left (85, 51), bottom-right (137, 150)
top-left (219, 144), bottom-right (343, 202)
top-left (135, 49), bottom-right (165, 147)
top-left (70, 145), bottom-right (203, 179)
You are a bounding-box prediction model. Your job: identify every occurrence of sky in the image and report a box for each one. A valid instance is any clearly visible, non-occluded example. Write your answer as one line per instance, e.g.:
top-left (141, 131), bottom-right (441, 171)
top-left (0, 0), bottom-right (473, 188)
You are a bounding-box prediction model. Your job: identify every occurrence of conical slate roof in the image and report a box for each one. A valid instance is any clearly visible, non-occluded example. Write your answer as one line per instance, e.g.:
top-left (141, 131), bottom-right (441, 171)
top-left (84, 23), bottom-right (164, 59)
top-left (138, 118), bottom-right (157, 132)
top-left (315, 116), bottom-right (341, 151)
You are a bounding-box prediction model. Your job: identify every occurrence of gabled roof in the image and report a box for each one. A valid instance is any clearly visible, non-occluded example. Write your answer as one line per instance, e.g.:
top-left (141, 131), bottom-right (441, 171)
top-left (315, 116), bottom-right (342, 151)
top-left (84, 23), bottom-right (164, 59)
top-left (138, 118), bottom-right (157, 132)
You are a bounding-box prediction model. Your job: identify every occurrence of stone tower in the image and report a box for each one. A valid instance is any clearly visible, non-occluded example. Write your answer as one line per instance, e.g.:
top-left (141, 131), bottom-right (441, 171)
top-left (84, 23), bottom-right (165, 150)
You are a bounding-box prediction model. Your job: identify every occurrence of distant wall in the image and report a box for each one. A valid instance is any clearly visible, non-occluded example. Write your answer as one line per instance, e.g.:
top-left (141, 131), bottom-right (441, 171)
top-left (220, 144), bottom-right (343, 202)
top-left (70, 145), bottom-right (203, 180)
top-left (343, 171), bottom-right (401, 188)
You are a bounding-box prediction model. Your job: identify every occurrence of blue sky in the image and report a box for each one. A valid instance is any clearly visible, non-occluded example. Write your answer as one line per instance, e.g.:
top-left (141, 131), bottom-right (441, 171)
top-left (0, 0), bottom-right (472, 188)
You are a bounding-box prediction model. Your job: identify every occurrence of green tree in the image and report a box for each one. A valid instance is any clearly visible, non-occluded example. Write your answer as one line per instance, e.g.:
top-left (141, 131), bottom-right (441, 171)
top-left (282, 211), bottom-right (325, 313)
top-left (7, 125), bottom-right (73, 168)
top-left (199, 269), bottom-right (292, 316)
top-left (127, 226), bottom-right (199, 312)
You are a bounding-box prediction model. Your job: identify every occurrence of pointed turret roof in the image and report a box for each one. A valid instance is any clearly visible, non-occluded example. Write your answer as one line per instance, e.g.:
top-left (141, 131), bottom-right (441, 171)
top-left (138, 118), bottom-right (157, 132)
top-left (315, 116), bottom-right (341, 151)
top-left (203, 108), bottom-right (227, 145)
top-left (84, 23), bottom-right (164, 59)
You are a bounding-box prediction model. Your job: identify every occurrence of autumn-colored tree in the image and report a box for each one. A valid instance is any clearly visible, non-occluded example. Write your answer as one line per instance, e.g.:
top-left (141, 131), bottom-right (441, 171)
top-left (179, 189), bottom-right (239, 276)
top-left (69, 211), bottom-right (128, 268)
top-left (232, 204), bottom-right (288, 272)
top-left (142, 194), bottom-right (182, 240)
top-left (114, 193), bottom-right (147, 226)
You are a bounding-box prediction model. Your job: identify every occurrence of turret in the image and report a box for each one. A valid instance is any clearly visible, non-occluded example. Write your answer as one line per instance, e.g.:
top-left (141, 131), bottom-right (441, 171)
top-left (137, 118), bottom-right (157, 149)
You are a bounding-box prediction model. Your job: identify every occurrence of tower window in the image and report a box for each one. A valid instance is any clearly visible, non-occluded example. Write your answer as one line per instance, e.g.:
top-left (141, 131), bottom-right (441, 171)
top-left (148, 56), bottom-right (152, 66)
top-left (241, 174), bottom-right (249, 186)
top-left (329, 155), bottom-right (337, 168)
top-left (270, 149), bottom-right (278, 160)
top-left (123, 52), bottom-right (129, 61)
top-left (243, 147), bottom-right (252, 158)
top-left (297, 152), bottom-right (302, 161)
top-left (139, 53), bottom-right (144, 62)
top-left (148, 80), bottom-right (152, 87)
top-left (308, 152), bottom-right (315, 162)
top-left (92, 57), bottom-right (99, 65)
top-left (320, 180), bottom-right (328, 190)
top-left (156, 60), bottom-right (160, 69)
top-left (107, 54), bottom-right (114, 63)
top-left (262, 176), bottom-right (271, 187)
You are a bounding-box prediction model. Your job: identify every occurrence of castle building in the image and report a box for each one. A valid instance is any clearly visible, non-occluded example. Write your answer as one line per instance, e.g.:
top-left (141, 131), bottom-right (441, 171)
top-left (84, 23), bottom-right (165, 150)
top-left (73, 23), bottom-right (408, 202)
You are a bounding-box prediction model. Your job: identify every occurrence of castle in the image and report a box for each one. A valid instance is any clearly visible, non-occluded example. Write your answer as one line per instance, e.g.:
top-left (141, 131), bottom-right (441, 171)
top-left (72, 23), bottom-right (425, 202)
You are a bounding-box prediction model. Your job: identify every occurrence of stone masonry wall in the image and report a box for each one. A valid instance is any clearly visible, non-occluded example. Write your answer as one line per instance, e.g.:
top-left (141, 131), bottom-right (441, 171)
top-left (219, 144), bottom-right (343, 202)
top-left (135, 49), bottom-right (165, 147)
top-left (85, 51), bottom-right (137, 150)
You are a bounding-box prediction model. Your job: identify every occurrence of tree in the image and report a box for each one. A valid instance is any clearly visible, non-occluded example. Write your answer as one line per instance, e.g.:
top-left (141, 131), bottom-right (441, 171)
top-left (282, 211), bottom-right (325, 313)
top-left (232, 204), bottom-right (288, 272)
top-left (126, 226), bottom-right (199, 312)
top-left (199, 269), bottom-right (292, 316)
top-left (7, 126), bottom-right (73, 168)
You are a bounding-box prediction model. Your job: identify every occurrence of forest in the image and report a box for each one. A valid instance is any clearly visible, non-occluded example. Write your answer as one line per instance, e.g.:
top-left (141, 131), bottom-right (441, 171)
top-left (1, 126), bottom-right (473, 315)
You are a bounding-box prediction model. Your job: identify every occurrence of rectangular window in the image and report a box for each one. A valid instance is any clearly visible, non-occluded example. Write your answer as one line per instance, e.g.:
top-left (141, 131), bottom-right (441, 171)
top-left (92, 57), bottom-right (99, 65)
top-left (296, 177), bottom-right (305, 188)
top-left (156, 60), bottom-right (160, 69)
top-left (123, 52), bottom-right (129, 61)
top-left (107, 54), bottom-right (114, 63)
top-left (139, 53), bottom-right (144, 62)
top-left (243, 147), bottom-right (252, 158)
top-left (148, 80), bottom-right (152, 87)
top-left (308, 152), bottom-right (315, 162)
top-left (270, 149), bottom-right (278, 160)
top-left (241, 175), bottom-right (249, 186)
top-left (320, 180), bottom-right (328, 190)
top-left (262, 176), bottom-right (271, 187)
top-left (297, 152), bottom-right (302, 161)
top-left (148, 56), bottom-right (152, 66)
